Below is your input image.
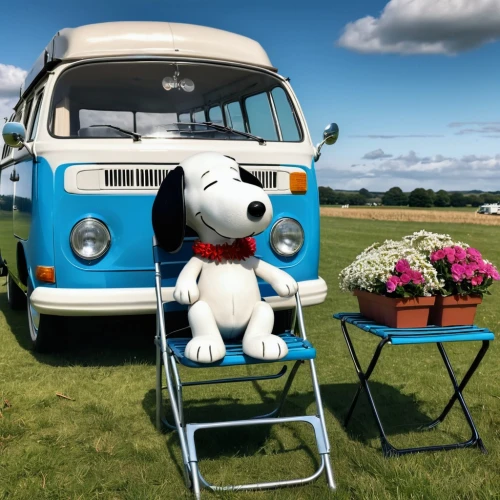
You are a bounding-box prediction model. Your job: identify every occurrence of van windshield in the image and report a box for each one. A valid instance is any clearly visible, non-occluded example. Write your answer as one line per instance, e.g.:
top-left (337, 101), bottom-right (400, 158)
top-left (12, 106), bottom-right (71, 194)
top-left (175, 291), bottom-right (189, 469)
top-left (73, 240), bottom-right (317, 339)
top-left (50, 61), bottom-right (302, 142)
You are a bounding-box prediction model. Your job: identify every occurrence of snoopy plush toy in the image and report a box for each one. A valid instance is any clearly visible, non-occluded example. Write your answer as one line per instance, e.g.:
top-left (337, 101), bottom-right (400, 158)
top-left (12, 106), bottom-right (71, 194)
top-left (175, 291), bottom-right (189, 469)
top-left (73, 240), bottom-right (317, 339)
top-left (152, 152), bottom-right (298, 363)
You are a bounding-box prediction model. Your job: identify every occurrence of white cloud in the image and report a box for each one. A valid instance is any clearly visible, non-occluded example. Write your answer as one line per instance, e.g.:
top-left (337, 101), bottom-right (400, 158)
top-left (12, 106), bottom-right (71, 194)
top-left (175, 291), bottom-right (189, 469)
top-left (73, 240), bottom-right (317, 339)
top-left (0, 64), bottom-right (27, 98)
top-left (0, 98), bottom-right (17, 122)
top-left (448, 122), bottom-right (500, 136)
top-left (337, 0), bottom-right (500, 55)
top-left (317, 150), bottom-right (500, 191)
top-left (362, 148), bottom-right (393, 160)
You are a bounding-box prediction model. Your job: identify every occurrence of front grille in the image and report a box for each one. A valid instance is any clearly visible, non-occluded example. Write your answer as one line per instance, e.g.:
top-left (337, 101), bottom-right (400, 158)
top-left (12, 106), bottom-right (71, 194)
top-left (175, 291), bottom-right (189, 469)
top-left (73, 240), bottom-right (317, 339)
top-left (251, 170), bottom-right (278, 190)
top-left (103, 168), bottom-right (170, 188)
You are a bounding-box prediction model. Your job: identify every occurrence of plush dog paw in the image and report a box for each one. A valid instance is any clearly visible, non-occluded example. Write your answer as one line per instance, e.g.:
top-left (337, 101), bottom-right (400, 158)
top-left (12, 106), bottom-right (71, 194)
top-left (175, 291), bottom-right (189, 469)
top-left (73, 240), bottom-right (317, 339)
top-left (173, 280), bottom-right (200, 305)
top-left (272, 275), bottom-right (298, 298)
top-left (184, 337), bottom-right (226, 363)
top-left (243, 335), bottom-right (288, 360)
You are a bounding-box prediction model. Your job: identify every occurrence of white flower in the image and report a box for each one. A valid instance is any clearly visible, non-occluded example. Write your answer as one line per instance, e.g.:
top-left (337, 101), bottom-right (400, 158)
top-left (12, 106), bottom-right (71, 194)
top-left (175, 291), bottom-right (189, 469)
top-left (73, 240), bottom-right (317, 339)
top-left (339, 238), bottom-right (441, 296)
top-left (402, 230), bottom-right (468, 255)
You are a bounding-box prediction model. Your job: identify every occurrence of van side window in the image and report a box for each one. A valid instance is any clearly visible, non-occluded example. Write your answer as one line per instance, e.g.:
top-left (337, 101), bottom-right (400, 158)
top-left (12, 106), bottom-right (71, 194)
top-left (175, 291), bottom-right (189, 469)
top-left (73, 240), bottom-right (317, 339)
top-left (244, 93), bottom-right (278, 140)
top-left (208, 106), bottom-right (224, 125)
top-left (23, 99), bottom-right (34, 127)
top-left (224, 102), bottom-right (245, 132)
top-left (271, 87), bottom-right (300, 141)
top-left (178, 113), bottom-right (190, 123)
top-left (28, 93), bottom-right (44, 142)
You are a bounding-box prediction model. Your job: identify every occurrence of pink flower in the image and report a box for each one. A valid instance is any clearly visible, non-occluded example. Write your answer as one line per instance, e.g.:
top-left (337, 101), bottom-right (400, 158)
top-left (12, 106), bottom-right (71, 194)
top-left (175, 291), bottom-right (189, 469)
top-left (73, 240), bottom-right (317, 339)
top-left (492, 269), bottom-right (500, 280)
top-left (467, 247), bottom-right (482, 262)
top-left (386, 280), bottom-right (397, 293)
top-left (451, 263), bottom-right (465, 278)
top-left (464, 264), bottom-right (476, 278)
top-left (471, 275), bottom-right (484, 286)
top-left (431, 249), bottom-right (445, 262)
top-left (410, 270), bottom-right (424, 284)
top-left (400, 273), bottom-right (411, 285)
top-left (388, 275), bottom-right (401, 286)
top-left (454, 246), bottom-right (467, 261)
top-left (452, 274), bottom-right (461, 283)
top-left (395, 259), bottom-right (411, 273)
top-left (485, 263), bottom-right (495, 277)
top-left (446, 253), bottom-right (456, 264)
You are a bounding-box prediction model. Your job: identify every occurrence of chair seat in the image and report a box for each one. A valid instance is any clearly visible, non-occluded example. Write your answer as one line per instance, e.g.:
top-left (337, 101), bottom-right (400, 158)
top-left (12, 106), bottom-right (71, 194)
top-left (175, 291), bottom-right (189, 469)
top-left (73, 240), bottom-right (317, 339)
top-left (333, 313), bottom-right (495, 345)
top-left (167, 333), bottom-right (316, 368)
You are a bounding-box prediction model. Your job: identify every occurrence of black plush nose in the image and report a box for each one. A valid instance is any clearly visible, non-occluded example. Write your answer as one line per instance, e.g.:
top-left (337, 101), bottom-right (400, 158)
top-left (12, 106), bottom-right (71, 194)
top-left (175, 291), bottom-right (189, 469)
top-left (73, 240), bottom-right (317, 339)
top-left (248, 201), bottom-right (266, 218)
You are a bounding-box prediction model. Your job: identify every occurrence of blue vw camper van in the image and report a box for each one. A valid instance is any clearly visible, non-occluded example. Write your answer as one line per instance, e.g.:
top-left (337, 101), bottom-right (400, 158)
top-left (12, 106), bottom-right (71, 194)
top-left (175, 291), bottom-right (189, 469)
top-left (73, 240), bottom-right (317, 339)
top-left (0, 22), bottom-right (339, 351)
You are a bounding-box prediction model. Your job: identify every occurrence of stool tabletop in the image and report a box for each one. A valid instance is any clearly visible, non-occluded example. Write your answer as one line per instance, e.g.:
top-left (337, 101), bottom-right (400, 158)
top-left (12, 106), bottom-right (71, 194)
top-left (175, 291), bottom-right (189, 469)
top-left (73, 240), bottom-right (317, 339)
top-left (333, 313), bottom-right (495, 345)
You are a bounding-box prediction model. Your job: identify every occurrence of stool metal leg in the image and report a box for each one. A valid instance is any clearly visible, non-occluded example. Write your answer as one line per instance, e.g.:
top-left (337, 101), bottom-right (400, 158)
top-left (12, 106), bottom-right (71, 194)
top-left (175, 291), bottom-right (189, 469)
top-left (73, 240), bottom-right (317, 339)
top-left (426, 341), bottom-right (490, 430)
top-left (431, 342), bottom-right (487, 453)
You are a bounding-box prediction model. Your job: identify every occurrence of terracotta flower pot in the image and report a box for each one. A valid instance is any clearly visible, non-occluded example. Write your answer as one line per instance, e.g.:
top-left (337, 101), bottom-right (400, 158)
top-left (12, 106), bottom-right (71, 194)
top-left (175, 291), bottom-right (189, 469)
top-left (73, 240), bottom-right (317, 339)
top-left (428, 294), bottom-right (483, 327)
top-left (354, 290), bottom-right (436, 328)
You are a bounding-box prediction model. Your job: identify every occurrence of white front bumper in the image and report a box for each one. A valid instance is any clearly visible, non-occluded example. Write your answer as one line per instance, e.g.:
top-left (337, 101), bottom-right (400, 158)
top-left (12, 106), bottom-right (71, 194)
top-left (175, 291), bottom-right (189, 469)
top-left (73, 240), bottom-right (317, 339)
top-left (30, 278), bottom-right (328, 316)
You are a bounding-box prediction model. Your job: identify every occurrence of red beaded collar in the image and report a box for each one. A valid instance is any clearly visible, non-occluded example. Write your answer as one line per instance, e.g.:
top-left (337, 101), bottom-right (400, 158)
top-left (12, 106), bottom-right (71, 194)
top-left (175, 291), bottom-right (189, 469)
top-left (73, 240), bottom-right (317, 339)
top-left (193, 237), bottom-right (256, 262)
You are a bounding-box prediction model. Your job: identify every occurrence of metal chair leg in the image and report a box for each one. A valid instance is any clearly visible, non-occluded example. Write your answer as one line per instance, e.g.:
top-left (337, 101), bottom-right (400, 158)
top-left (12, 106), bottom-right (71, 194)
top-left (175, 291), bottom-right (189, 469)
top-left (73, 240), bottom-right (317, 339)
top-left (156, 342), bottom-right (163, 431)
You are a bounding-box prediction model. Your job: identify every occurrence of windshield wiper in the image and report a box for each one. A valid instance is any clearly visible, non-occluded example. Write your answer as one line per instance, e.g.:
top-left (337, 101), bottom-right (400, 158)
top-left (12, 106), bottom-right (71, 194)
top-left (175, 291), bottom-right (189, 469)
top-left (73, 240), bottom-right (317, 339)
top-left (173, 122), bottom-right (266, 145)
top-left (89, 124), bottom-right (141, 142)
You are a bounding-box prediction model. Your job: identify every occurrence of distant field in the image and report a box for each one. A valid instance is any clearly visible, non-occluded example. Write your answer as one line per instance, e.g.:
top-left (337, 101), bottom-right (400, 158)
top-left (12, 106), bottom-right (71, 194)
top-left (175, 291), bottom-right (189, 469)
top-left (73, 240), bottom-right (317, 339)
top-left (321, 205), bottom-right (477, 212)
top-left (321, 207), bottom-right (500, 226)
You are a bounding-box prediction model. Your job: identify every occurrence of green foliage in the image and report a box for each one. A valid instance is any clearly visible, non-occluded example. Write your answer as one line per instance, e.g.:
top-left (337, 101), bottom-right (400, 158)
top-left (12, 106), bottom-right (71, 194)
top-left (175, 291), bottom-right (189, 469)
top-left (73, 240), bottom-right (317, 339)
top-left (434, 189), bottom-right (451, 207)
top-left (409, 188), bottom-right (433, 207)
top-left (382, 186), bottom-right (408, 206)
top-left (450, 192), bottom-right (467, 207)
top-left (318, 187), bottom-right (367, 205)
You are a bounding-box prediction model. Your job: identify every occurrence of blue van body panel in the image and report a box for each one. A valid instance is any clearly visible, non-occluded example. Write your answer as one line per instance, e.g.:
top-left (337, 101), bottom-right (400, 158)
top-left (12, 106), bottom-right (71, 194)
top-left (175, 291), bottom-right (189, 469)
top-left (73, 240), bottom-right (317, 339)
top-left (32, 161), bottom-right (320, 298)
top-left (26, 158), bottom-right (56, 289)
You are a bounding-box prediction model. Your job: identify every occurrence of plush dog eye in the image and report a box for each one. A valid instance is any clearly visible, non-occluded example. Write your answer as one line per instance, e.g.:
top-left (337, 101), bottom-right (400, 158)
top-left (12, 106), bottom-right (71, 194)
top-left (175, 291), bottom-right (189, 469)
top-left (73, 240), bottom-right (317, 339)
top-left (203, 180), bottom-right (218, 190)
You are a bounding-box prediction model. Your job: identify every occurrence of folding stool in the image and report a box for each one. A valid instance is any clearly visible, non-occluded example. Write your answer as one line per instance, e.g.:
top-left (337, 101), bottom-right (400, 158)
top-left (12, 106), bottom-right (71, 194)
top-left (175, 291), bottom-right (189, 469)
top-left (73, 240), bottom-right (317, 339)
top-left (334, 312), bottom-right (494, 457)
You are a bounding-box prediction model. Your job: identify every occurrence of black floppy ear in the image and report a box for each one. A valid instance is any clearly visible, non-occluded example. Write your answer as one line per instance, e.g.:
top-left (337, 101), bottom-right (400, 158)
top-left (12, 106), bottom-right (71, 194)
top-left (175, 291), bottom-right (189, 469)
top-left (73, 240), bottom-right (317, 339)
top-left (239, 166), bottom-right (263, 188)
top-left (152, 166), bottom-right (185, 253)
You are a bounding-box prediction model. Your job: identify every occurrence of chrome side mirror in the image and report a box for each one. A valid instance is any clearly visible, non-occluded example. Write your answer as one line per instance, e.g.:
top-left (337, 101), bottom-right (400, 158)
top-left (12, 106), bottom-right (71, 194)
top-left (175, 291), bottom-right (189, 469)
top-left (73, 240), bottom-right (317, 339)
top-left (2, 122), bottom-right (35, 157)
top-left (314, 122), bottom-right (339, 161)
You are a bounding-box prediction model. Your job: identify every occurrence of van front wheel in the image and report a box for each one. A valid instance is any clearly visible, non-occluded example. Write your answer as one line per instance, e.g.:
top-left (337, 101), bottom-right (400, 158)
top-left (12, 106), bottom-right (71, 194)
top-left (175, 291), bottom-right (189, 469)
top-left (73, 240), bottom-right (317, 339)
top-left (27, 285), bottom-right (67, 352)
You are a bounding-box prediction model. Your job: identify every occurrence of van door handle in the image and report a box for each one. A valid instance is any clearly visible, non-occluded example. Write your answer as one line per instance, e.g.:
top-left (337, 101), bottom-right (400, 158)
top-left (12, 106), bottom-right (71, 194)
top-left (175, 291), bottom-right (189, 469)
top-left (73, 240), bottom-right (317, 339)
top-left (9, 171), bottom-right (19, 182)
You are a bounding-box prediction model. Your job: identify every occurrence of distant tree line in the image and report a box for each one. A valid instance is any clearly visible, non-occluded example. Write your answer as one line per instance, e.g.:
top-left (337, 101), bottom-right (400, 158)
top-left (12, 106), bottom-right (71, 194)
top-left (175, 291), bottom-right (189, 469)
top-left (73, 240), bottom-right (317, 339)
top-left (319, 186), bottom-right (500, 208)
top-left (318, 187), bottom-right (375, 206)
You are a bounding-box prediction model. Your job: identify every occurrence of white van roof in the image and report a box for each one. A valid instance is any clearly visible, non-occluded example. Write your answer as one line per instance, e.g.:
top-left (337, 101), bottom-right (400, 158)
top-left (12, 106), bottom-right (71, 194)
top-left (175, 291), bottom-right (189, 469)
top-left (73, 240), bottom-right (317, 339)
top-left (22, 22), bottom-right (276, 96)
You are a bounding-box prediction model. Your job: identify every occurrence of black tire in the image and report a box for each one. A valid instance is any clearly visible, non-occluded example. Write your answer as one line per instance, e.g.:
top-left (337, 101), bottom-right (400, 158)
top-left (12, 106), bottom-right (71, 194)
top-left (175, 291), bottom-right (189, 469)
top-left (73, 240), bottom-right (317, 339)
top-left (273, 308), bottom-right (295, 334)
top-left (6, 273), bottom-right (26, 310)
top-left (27, 284), bottom-right (67, 352)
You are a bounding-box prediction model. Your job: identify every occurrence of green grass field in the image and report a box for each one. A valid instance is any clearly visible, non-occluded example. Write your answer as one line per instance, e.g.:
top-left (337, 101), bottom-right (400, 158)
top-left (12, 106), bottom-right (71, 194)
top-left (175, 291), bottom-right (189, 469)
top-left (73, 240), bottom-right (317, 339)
top-left (1, 217), bottom-right (500, 499)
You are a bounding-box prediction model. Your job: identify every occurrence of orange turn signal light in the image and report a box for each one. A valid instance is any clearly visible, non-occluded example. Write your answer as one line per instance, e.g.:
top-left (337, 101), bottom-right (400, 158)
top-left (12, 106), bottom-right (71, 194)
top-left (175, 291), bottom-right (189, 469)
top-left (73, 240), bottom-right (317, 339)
top-left (290, 172), bottom-right (307, 194)
top-left (36, 266), bottom-right (55, 284)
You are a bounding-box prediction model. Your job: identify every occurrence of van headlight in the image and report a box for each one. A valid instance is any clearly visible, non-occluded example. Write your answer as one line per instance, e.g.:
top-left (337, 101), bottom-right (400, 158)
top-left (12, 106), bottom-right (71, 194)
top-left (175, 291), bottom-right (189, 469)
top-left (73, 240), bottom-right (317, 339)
top-left (270, 218), bottom-right (304, 256)
top-left (70, 218), bottom-right (111, 260)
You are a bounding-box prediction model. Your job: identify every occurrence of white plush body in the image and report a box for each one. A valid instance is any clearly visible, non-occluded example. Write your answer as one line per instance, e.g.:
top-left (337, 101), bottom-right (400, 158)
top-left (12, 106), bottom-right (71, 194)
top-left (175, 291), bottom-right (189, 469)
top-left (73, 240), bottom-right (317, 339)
top-left (196, 259), bottom-right (260, 338)
top-left (167, 152), bottom-right (298, 363)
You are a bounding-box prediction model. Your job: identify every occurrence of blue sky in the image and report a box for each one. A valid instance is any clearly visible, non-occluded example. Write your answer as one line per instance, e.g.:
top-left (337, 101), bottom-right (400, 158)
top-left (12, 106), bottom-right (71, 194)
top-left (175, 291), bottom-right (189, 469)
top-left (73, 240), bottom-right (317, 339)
top-left (1, 0), bottom-right (500, 192)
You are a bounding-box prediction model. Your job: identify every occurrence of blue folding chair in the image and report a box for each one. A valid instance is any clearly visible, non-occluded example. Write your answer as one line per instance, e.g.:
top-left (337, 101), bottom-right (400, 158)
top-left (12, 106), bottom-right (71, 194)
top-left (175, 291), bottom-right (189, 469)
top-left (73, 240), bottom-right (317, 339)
top-left (153, 238), bottom-right (335, 498)
top-left (334, 312), bottom-right (494, 457)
